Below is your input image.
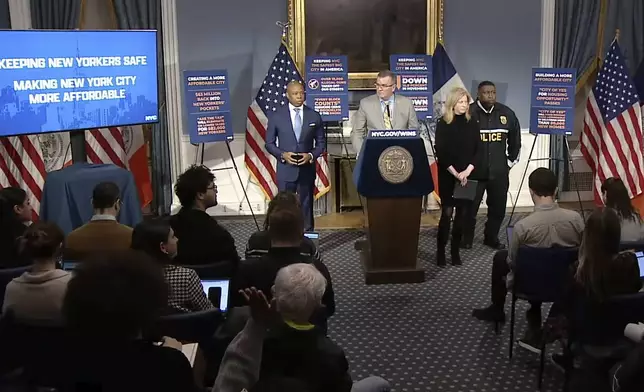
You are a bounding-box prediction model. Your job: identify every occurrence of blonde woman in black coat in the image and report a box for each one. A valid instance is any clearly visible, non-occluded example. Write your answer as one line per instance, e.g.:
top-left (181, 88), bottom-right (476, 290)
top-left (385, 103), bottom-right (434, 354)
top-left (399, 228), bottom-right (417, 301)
top-left (434, 87), bottom-right (481, 266)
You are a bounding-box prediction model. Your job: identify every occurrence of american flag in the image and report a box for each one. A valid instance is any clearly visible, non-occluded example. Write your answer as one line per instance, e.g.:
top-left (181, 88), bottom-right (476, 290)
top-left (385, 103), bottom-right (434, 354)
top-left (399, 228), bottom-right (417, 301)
top-left (581, 41), bottom-right (644, 205)
top-left (86, 128), bottom-right (127, 168)
top-left (245, 43), bottom-right (330, 200)
top-left (0, 135), bottom-right (46, 221)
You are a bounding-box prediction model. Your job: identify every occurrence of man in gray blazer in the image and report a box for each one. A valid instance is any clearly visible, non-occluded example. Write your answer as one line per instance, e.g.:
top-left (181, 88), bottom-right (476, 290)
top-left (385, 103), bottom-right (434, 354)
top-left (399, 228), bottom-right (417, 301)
top-left (351, 70), bottom-right (419, 154)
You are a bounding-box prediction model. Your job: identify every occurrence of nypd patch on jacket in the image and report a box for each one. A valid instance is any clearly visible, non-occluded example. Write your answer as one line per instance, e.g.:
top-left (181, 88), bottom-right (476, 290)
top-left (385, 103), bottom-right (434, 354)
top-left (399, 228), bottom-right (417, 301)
top-left (469, 100), bottom-right (521, 180)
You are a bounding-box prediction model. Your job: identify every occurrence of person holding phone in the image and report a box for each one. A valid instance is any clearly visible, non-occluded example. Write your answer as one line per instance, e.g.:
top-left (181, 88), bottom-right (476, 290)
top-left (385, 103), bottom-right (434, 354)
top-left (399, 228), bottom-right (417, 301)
top-left (434, 87), bottom-right (481, 266)
top-left (265, 81), bottom-right (326, 231)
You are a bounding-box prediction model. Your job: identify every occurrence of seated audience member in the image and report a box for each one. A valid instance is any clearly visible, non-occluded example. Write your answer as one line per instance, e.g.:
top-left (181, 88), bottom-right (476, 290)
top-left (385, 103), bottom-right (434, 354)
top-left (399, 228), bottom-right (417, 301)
top-left (601, 177), bottom-right (644, 242)
top-left (64, 181), bottom-right (133, 261)
top-left (575, 207), bottom-right (642, 300)
top-left (2, 222), bottom-right (70, 325)
top-left (58, 250), bottom-right (198, 391)
top-left (246, 191), bottom-right (320, 261)
top-left (233, 204), bottom-right (335, 328)
top-left (550, 207), bottom-right (642, 372)
top-left (132, 219), bottom-right (214, 313)
top-left (472, 168), bottom-right (585, 350)
top-left (170, 165), bottom-right (240, 267)
top-left (0, 187), bottom-right (32, 267)
top-left (259, 264), bottom-right (390, 392)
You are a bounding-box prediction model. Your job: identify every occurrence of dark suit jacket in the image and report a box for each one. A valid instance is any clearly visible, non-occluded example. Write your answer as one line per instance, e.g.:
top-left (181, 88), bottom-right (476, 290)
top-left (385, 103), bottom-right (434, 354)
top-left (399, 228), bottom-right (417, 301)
top-left (265, 105), bottom-right (326, 183)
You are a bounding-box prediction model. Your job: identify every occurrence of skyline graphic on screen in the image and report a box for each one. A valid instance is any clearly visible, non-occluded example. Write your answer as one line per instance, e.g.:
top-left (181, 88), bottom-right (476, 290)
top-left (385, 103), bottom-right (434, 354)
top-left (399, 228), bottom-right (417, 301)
top-left (0, 30), bottom-right (159, 137)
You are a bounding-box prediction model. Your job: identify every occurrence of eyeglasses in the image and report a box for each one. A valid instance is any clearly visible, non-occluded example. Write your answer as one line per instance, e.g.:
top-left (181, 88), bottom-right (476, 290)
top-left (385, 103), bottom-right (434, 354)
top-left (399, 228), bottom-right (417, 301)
top-left (375, 83), bottom-right (394, 89)
top-left (206, 184), bottom-right (217, 190)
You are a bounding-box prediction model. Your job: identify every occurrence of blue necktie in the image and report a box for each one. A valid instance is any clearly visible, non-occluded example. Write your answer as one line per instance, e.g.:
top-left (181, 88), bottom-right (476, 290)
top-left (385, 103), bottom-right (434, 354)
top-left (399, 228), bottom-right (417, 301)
top-left (293, 108), bottom-right (302, 142)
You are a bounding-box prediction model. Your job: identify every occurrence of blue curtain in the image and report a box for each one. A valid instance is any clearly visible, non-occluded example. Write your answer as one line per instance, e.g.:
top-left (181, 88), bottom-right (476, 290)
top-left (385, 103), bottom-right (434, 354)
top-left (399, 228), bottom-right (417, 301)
top-left (111, 0), bottom-right (172, 215)
top-left (30, 0), bottom-right (81, 29)
top-left (551, 0), bottom-right (603, 191)
top-left (602, 0), bottom-right (644, 74)
top-left (0, 0), bottom-right (9, 29)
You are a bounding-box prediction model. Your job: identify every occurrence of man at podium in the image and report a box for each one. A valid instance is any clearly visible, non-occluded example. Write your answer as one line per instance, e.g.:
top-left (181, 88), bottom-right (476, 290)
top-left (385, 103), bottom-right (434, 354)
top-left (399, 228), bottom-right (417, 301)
top-left (351, 70), bottom-right (419, 154)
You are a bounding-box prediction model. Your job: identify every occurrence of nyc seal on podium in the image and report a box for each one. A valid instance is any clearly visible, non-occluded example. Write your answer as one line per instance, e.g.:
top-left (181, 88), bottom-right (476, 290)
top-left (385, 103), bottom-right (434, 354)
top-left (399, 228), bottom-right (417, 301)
top-left (377, 146), bottom-right (413, 184)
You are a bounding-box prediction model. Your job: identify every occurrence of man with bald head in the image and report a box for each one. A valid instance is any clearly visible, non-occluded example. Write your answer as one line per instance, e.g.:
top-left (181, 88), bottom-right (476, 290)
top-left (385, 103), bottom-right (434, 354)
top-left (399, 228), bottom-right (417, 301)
top-left (265, 81), bottom-right (326, 231)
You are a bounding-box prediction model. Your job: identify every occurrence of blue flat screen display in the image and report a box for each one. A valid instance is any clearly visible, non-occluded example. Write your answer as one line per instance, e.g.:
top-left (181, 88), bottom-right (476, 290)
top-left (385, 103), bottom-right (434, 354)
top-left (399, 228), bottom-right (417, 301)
top-left (0, 30), bottom-right (159, 137)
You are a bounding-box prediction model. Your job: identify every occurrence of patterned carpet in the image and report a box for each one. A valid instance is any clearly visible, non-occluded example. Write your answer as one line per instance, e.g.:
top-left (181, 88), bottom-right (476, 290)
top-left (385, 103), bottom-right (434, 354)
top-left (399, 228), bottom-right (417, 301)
top-left (221, 214), bottom-right (567, 392)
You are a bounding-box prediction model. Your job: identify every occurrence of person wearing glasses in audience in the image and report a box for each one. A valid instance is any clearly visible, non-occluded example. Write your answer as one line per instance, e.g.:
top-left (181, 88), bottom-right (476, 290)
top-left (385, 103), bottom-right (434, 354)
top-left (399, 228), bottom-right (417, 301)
top-left (170, 165), bottom-right (240, 268)
top-left (350, 70), bottom-right (419, 156)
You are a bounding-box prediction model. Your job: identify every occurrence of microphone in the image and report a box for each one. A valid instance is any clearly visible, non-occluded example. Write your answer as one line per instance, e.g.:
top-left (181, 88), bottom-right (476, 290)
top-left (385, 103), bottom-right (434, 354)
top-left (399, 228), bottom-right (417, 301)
top-left (386, 103), bottom-right (391, 119)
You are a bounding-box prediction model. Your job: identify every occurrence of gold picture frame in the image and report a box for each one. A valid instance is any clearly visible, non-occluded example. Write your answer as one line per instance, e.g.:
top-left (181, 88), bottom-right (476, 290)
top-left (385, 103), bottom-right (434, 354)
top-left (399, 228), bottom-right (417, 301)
top-left (287, 0), bottom-right (444, 90)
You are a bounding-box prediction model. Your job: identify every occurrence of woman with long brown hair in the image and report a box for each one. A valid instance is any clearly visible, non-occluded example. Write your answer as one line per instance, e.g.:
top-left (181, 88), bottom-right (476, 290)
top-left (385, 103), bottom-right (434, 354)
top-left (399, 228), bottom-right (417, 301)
top-left (576, 207), bottom-right (641, 300)
top-left (434, 87), bottom-right (480, 266)
top-left (601, 177), bottom-right (644, 241)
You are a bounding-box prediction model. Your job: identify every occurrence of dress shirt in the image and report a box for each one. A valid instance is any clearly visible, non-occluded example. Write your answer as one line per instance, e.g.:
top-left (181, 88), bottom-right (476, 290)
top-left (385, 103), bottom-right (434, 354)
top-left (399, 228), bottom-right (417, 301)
top-left (380, 95), bottom-right (395, 116)
top-left (287, 103), bottom-right (313, 162)
top-left (90, 214), bottom-right (117, 222)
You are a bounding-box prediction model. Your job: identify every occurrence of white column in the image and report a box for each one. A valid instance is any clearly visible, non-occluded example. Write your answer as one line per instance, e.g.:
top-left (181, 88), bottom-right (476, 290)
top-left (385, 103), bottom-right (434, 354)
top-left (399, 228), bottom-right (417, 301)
top-left (506, 0), bottom-right (556, 208)
top-left (8, 0), bottom-right (31, 29)
top-left (160, 0), bottom-right (184, 210)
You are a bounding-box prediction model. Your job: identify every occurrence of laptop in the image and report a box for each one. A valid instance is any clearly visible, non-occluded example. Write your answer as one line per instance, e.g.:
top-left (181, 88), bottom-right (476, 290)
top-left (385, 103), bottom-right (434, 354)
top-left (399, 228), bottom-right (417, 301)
top-left (304, 231), bottom-right (319, 247)
top-left (506, 226), bottom-right (513, 246)
top-left (634, 252), bottom-right (644, 278)
top-left (201, 279), bottom-right (230, 312)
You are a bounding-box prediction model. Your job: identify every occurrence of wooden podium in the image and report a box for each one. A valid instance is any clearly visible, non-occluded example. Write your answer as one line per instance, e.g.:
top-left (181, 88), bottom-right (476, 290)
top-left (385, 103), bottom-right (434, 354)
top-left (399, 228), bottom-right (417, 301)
top-left (353, 130), bottom-right (434, 284)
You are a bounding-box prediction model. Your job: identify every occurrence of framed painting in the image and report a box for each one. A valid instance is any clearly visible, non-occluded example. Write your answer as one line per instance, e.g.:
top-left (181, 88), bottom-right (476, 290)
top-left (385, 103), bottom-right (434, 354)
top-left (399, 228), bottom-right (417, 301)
top-left (287, 0), bottom-right (444, 90)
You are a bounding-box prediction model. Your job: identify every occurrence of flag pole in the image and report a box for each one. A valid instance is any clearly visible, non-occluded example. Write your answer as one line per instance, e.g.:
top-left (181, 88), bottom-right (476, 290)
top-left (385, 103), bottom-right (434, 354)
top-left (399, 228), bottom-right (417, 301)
top-left (614, 29), bottom-right (620, 43)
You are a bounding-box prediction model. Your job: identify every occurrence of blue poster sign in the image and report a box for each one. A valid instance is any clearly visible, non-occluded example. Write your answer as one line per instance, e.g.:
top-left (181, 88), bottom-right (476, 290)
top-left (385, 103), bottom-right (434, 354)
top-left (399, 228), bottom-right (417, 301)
top-left (529, 68), bottom-right (576, 135)
top-left (183, 69), bottom-right (233, 143)
top-left (389, 54), bottom-right (433, 119)
top-left (305, 55), bottom-right (349, 121)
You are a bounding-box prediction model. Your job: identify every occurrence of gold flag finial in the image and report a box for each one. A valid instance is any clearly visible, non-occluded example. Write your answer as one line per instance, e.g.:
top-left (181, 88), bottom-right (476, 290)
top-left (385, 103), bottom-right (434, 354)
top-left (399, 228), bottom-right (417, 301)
top-left (615, 29), bottom-right (621, 41)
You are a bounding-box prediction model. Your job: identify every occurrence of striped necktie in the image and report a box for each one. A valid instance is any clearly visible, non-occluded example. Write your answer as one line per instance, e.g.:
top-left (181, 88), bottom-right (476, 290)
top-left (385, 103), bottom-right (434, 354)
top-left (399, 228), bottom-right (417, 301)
top-left (383, 103), bottom-right (393, 130)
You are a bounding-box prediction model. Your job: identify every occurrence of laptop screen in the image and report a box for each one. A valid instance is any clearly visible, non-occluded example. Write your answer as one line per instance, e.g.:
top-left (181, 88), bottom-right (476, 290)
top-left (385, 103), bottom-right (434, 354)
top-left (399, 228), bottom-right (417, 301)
top-left (634, 252), bottom-right (644, 278)
top-left (62, 261), bottom-right (79, 271)
top-left (304, 232), bottom-right (319, 246)
top-left (201, 279), bottom-right (230, 312)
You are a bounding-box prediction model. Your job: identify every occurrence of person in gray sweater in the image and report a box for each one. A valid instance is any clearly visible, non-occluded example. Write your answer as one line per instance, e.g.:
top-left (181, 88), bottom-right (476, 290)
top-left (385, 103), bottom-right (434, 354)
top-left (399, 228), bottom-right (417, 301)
top-left (2, 221), bottom-right (71, 326)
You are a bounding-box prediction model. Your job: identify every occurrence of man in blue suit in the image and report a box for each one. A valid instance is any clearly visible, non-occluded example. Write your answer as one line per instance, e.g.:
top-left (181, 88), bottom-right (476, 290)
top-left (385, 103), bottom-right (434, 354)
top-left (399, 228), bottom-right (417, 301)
top-left (265, 81), bottom-right (326, 231)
